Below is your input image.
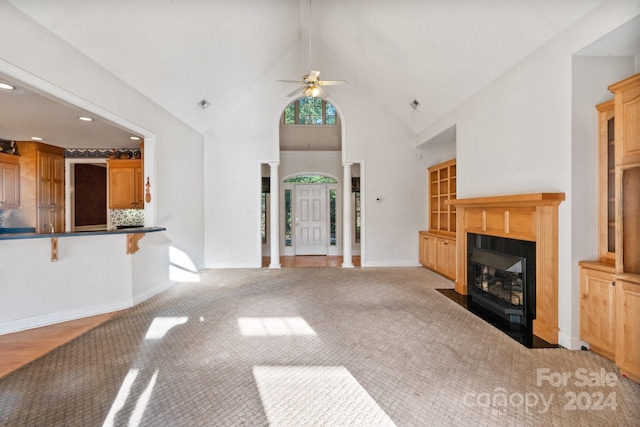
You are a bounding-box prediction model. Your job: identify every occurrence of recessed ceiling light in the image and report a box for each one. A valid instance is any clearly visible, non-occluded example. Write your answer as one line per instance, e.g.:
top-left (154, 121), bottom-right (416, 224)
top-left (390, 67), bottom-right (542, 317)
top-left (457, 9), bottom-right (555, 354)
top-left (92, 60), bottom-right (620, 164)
top-left (0, 82), bottom-right (15, 90)
top-left (130, 136), bottom-right (140, 141)
top-left (31, 136), bottom-right (43, 141)
top-left (78, 116), bottom-right (93, 122)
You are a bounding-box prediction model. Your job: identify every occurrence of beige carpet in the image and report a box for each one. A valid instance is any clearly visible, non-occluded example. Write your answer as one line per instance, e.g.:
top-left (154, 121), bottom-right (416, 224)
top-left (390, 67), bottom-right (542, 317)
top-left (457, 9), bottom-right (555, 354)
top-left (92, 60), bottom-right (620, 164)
top-left (0, 267), bottom-right (638, 426)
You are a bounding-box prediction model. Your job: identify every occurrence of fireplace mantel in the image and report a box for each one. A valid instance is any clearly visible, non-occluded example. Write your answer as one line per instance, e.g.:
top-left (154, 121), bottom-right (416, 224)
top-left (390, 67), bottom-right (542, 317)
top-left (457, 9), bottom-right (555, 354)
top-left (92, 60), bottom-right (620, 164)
top-left (449, 192), bottom-right (565, 344)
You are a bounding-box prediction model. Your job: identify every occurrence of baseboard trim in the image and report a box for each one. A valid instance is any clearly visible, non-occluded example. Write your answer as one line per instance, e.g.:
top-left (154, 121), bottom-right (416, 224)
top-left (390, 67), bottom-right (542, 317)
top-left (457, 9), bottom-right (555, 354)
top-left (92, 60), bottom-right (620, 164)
top-left (361, 261), bottom-right (423, 267)
top-left (0, 300), bottom-right (132, 336)
top-left (133, 280), bottom-right (175, 306)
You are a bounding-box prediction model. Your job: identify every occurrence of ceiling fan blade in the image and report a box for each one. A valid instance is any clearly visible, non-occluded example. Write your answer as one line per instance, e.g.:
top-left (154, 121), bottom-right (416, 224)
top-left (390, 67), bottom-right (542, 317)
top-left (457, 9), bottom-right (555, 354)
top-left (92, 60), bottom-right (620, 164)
top-left (286, 86), bottom-right (305, 97)
top-left (317, 80), bottom-right (347, 86)
top-left (277, 79), bottom-right (303, 84)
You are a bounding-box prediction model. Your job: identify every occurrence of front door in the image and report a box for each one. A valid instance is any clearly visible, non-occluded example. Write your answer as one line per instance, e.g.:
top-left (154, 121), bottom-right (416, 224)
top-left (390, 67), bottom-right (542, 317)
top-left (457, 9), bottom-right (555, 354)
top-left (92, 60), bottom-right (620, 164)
top-left (295, 184), bottom-right (327, 255)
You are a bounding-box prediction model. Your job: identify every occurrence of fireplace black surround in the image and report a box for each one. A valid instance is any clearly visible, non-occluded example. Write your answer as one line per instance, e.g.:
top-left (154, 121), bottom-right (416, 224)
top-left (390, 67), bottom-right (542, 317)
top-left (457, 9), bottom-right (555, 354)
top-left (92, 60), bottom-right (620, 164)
top-left (467, 233), bottom-right (536, 327)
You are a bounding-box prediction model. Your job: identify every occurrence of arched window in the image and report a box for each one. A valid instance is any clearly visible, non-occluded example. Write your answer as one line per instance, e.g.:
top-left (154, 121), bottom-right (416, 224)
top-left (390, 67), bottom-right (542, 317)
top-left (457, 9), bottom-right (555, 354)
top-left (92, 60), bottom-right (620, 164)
top-left (283, 98), bottom-right (337, 125)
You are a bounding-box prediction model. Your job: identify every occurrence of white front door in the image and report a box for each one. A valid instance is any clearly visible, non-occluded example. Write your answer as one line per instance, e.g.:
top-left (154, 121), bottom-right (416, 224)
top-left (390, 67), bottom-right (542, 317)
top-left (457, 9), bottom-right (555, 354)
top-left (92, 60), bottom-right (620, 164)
top-left (295, 184), bottom-right (327, 255)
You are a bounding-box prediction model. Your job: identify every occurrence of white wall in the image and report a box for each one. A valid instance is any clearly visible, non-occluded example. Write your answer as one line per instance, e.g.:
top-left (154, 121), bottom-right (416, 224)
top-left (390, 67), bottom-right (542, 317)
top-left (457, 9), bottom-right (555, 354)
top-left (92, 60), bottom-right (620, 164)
top-left (0, 3), bottom-right (204, 332)
top-left (0, 3), bottom-right (204, 268)
top-left (416, 0), bottom-right (640, 348)
top-left (204, 41), bottom-right (428, 268)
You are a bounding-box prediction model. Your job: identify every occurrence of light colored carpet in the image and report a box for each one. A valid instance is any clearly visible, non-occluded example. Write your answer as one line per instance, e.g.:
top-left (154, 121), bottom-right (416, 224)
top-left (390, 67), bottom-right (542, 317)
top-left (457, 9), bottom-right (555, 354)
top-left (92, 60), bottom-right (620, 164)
top-left (0, 267), bottom-right (638, 426)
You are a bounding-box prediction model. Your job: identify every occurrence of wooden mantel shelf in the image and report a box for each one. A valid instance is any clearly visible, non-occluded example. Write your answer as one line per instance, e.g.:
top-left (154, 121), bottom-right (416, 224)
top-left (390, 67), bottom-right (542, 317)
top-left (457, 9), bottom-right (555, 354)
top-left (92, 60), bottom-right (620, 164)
top-left (448, 192), bottom-right (565, 207)
top-left (452, 192), bottom-right (565, 344)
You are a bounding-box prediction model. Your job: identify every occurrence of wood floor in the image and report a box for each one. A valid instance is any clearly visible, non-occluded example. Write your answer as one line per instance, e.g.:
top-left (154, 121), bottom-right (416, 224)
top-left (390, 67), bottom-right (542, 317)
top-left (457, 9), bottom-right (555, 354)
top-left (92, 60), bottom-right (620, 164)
top-left (0, 311), bottom-right (123, 379)
top-left (0, 256), bottom-right (359, 380)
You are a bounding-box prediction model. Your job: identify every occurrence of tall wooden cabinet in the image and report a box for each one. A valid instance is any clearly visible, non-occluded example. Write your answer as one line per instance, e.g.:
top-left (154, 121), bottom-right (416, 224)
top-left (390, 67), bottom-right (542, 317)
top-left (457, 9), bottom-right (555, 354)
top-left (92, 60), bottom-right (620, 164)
top-left (11, 142), bottom-right (64, 234)
top-left (108, 159), bottom-right (144, 209)
top-left (580, 73), bottom-right (640, 383)
top-left (419, 159), bottom-right (457, 280)
top-left (0, 153), bottom-right (20, 209)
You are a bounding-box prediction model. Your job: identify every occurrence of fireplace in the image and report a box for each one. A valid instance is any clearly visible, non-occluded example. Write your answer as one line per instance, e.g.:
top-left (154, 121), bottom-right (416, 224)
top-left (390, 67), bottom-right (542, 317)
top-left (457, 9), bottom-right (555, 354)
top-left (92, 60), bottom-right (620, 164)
top-left (448, 193), bottom-right (565, 344)
top-left (467, 234), bottom-right (536, 327)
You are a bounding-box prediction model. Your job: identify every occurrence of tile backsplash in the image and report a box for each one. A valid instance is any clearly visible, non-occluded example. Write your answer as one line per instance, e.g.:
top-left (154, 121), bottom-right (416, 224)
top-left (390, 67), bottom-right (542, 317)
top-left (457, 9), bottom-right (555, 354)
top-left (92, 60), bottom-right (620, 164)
top-left (110, 209), bottom-right (144, 227)
top-left (0, 210), bottom-right (4, 227)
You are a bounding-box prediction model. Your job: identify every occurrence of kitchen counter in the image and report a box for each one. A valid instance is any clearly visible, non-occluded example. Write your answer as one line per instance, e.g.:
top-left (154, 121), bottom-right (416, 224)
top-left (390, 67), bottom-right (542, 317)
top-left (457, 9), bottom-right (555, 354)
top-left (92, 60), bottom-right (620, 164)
top-left (0, 226), bottom-right (165, 240)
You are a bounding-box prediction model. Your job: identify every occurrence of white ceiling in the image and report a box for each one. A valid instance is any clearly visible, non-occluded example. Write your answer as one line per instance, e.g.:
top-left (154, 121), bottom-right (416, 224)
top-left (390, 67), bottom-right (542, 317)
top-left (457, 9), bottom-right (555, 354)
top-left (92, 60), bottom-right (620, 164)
top-left (2, 0), bottom-right (638, 149)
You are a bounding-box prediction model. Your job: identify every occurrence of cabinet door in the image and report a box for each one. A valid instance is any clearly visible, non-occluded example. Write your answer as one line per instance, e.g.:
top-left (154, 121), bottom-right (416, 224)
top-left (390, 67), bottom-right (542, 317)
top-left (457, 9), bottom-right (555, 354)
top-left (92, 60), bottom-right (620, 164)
top-left (0, 162), bottom-right (20, 209)
top-left (579, 266), bottom-right (616, 360)
top-left (435, 237), bottom-right (456, 280)
top-left (611, 73), bottom-right (640, 165)
top-left (616, 278), bottom-right (640, 383)
top-left (134, 166), bottom-right (144, 208)
top-left (37, 151), bottom-right (64, 207)
top-left (425, 235), bottom-right (437, 270)
top-left (37, 207), bottom-right (64, 234)
top-left (109, 167), bottom-right (136, 208)
top-left (446, 239), bottom-right (457, 280)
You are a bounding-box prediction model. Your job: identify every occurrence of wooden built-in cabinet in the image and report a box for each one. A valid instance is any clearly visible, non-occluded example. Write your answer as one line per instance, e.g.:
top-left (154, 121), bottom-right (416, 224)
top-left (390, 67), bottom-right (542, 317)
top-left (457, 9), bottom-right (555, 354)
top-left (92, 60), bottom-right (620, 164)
top-left (419, 159), bottom-right (457, 280)
top-left (579, 261), bottom-right (616, 361)
top-left (108, 159), bottom-right (144, 209)
top-left (580, 73), bottom-right (640, 383)
top-left (11, 142), bottom-right (64, 234)
top-left (0, 153), bottom-right (20, 209)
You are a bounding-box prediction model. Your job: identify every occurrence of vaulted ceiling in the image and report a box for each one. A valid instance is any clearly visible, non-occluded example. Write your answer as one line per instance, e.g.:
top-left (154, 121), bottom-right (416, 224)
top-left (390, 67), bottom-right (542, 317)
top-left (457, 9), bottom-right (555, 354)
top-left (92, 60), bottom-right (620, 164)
top-left (2, 0), bottom-right (622, 147)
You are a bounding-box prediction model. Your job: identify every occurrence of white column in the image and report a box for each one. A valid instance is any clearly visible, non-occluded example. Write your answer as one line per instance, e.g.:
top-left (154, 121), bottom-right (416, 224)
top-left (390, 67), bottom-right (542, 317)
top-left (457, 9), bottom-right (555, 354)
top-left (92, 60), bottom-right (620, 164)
top-left (269, 162), bottom-right (281, 268)
top-left (342, 162), bottom-right (354, 268)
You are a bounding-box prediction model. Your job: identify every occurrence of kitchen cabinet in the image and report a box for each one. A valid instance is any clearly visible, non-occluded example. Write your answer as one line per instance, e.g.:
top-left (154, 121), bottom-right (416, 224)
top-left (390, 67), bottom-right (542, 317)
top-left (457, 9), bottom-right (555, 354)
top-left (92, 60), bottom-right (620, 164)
top-left (37, 150), bottom-right (64, 208)
top-left (0, 153), bottom-right (20, 209)
top-left (108, 159), bottom-right (144, 209)
top-left (10, 142), bottom-right (64, 234)
top-left (419, 231), bottom-right (436, 270)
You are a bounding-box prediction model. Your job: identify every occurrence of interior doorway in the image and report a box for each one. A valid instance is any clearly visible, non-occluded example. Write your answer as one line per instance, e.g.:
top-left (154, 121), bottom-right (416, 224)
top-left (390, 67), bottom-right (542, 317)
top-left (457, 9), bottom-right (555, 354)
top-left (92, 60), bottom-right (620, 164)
top-left (65, 158), bottom-right (109, 231)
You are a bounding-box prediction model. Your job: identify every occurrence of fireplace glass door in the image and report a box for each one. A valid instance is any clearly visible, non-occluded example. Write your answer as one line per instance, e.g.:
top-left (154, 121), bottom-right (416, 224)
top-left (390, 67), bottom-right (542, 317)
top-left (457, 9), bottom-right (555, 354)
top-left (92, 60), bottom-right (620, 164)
top-left (468, 247), bottom-right (527, 326)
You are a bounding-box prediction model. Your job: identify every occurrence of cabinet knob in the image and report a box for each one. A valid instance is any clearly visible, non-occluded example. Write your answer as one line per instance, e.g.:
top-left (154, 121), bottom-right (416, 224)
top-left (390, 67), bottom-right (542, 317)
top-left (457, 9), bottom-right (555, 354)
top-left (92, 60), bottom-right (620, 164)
top-left (444, 241), bottom-right (448, 245)
top-left (612, 281), bottom-right (616, 287)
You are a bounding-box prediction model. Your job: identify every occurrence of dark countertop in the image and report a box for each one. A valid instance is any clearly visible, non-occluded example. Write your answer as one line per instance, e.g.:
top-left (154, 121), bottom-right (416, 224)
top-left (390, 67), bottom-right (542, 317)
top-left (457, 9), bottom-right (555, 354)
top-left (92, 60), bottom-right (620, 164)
top-left (0, 226), bottom-right (166, 241)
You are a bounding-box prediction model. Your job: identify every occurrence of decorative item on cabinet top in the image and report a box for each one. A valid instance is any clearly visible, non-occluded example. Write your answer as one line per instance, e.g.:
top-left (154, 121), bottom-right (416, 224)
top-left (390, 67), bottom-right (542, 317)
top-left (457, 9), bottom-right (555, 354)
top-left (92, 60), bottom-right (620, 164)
top-left (65, 148), bottom-right (142, 159)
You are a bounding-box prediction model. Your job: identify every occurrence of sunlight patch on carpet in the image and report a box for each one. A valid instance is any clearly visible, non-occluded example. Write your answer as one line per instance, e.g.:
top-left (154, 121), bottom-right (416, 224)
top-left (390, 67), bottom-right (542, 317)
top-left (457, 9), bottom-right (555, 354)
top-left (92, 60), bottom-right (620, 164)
top-left (144, 317), bottom-right (188, 340)
top-left (253, 366), bottom-right (396, 426)
top-left (238, 317), bottom-right (316, 336)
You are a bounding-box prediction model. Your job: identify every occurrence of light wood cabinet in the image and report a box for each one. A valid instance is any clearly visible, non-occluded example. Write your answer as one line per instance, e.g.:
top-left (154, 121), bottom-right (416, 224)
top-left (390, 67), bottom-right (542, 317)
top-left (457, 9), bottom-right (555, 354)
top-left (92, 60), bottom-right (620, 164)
top-left (609, 73), bottom-right (640, 166)
top-left (428, 159), bottom-right (456, 234)
top-left (579, 262), bottom-right (616, 360)
top-left (580, 73), bottom-right (640, 383)
top-left (0, 153), bottom-right (20, 209)
top-left (11, 142), bottom-right (64, 234)
top-left (419, 231), bottom-right (436, 270)
top-left (419, 231), bottom-right (455, 280)
top-left (108, 159), bottom-right (144, 209)
top-left (420, 158), bottom-right (457, 280)
top-left (37, 150), bottom-right (65, 208)
top-left (615, 276), bottom-right (640, 382)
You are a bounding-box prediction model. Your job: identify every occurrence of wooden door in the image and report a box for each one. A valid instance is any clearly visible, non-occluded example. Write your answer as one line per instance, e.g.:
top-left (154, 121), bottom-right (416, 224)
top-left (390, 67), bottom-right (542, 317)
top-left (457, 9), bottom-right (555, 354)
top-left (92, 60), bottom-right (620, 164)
top-left (295, 184), bottom-right (327, 255)
top-left (579, 266), bottom-right (616, 360)
top-left (37, 207), bottom-right (64, 234)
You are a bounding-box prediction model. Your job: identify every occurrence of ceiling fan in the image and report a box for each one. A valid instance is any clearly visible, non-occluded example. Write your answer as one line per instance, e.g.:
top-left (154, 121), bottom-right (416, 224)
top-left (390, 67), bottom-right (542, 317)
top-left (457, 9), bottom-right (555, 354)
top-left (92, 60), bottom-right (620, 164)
top-left (277, 1), bottom-right (346, 98)
top-left (278, 70), bottom-right (346, 98)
